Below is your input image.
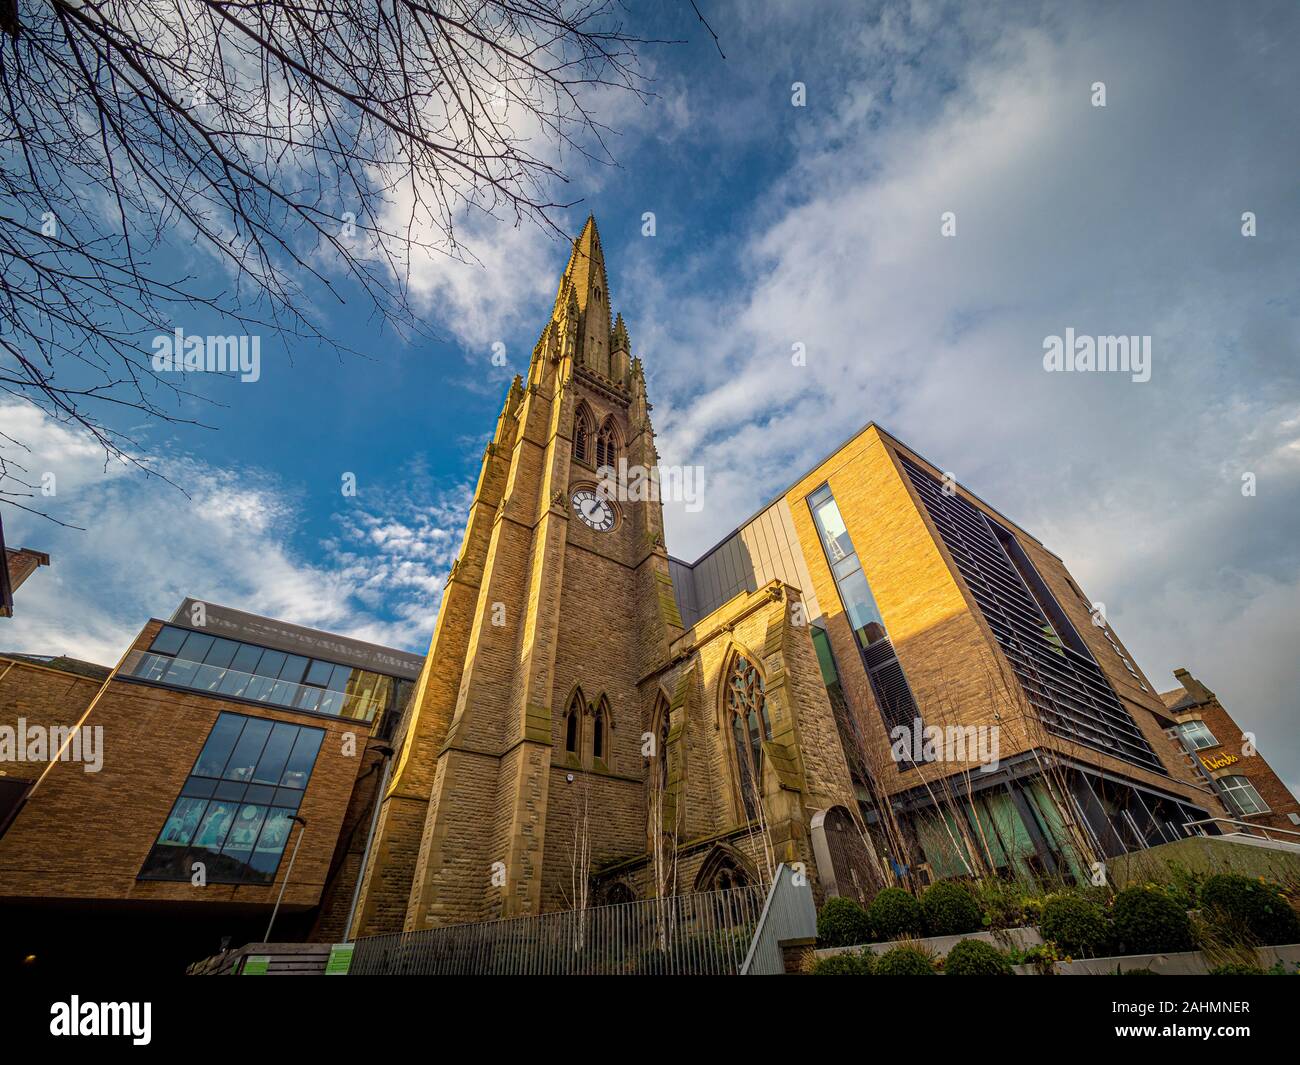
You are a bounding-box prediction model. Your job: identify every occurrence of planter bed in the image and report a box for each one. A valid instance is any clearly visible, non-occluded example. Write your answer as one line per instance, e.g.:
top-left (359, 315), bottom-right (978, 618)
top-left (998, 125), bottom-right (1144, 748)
top-left (1028, 942), bottom-right (1300, 976)
top-left (816, 937), bottom-right (1300, 975)
top-left (816, 925), bottom-right (1042, 960)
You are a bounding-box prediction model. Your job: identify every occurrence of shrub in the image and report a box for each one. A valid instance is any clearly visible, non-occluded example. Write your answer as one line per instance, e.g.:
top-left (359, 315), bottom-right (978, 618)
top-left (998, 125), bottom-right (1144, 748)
top-left (817, 895), bottom-right (874, 947)
top-left (943, 938), bottom-right (1013, 976)
top-left (921, 882), bottom-right (983, 936)
top-left (1161, 863), bottom-right (1205, 911)
top-left (1111, 887), bottom-right (1194, 955)
top-left (1040, 894), bottom-right (1110, 957)
top-left (1007, 942), bottom-right (1059, 973)
top-left (1200, 874), bottom-right (1300, 947)
top-left (809, 950), bottom-right (873, 975)
top-left (867, 887), bottom-right (926, 940)
top-left (874, 945), bottom-right (935, 975)
top-left (1209, 962), bottom-right (1265, 976)
top-left (1020, 896), bottom-right (1046, 924)
top-left (972, 878), bottom-right (1027, 929)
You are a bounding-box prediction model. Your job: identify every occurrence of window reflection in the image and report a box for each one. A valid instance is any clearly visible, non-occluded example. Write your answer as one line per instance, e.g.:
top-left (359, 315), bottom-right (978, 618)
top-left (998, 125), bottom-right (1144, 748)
top-left (128, 625), bottom-right (399, 723)
top-left (809, 487), bottom-right (888, 647)
top-left (139, 712), bottom-right (323, 884)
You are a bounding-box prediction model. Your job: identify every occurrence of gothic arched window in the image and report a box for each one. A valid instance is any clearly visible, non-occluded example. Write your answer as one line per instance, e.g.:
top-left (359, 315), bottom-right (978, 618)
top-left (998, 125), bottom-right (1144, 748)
top-left (595, 416), bottom-right (618, 471)
top-left (593, 695), bottom-right (611, 763)
top-left (653, 696), bottom-right (671, 793)
top-left (694, 846), bottom-right (754, 893)
top-left (574, 404), bottom-right (595, 465)
top-left (726, 652), bottom-right (771, 821)
top-left (564, 688), bottom-right (583, 757)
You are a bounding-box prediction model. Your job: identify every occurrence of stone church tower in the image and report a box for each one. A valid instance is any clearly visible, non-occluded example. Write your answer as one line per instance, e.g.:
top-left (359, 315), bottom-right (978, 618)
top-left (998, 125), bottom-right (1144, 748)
top-left (350, 217), bottom-right (872, 935)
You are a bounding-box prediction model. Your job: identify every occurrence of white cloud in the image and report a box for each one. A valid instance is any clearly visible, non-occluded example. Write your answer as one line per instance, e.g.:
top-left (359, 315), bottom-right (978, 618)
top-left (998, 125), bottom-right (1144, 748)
top-left (1, 402), bottom-right (466, 662)
top-left (647, 1), bottom-right (1300, 790)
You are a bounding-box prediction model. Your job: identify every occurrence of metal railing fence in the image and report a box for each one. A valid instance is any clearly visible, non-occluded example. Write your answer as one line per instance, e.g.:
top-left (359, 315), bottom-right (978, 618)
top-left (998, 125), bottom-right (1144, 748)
top-left (350, 884), bottom-right (768, 975)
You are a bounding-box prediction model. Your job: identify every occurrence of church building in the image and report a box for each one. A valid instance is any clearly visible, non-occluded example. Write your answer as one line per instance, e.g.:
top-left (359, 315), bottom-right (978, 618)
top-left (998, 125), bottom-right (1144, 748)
top-left (349, 217), bottom-right (870, 935)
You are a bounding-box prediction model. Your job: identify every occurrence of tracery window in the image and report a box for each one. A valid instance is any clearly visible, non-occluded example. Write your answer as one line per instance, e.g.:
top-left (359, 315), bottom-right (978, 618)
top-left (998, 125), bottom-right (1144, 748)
top-left (695, 847), bottom-right (753, 893)
top-left (726, 652), bottom-right (771, 820)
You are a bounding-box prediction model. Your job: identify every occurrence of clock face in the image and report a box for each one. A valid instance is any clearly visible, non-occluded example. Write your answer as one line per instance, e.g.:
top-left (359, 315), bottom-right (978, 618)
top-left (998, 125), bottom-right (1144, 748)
top-left (571, 488), bottom-right (615, 532)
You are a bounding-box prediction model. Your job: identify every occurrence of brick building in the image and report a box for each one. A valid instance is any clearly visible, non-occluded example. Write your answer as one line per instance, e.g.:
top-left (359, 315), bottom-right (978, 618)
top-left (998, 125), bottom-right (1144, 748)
top-left (1, 506), bottom-right (49, 617)
top-left (667, 424), bottom-right (1240, 890)
top-left (1160, 667), bottom-right (1300, 836)
top-left (0, 600), bottom-right (421, 971)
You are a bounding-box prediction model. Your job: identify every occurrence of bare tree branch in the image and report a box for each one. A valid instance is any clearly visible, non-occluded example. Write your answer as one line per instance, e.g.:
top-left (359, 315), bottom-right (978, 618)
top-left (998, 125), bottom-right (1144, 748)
top-left (0, 0), bottom-right (681, 514)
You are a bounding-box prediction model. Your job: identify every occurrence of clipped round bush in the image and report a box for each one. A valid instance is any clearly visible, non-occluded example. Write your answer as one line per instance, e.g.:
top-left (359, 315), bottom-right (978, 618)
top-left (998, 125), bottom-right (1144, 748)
top-left (921, 881), bottom-right (983, 936)
top-left (867, 887), bottom-right (926, 940)
top-left (1209, 962), bottom-right (1264, 976)
top-left (1200, 874), bottom-right (1300, 947)
top-left (809, 950), bottom-right (873, 976)
top-left (874, 945), bottom-right (935, 975)
top-left (817, 895), bottom-right (874, 948)
top-left (1039, 895), bottom-right (1110, 957)
top-left (1111, 887), bottom-right (1194, 955)
top-left (943, 938), bottom-right (1013, 976)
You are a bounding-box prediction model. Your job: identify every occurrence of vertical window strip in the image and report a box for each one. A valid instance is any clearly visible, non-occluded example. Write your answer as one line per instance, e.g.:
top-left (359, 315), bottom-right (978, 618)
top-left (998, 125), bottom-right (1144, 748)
top-left (807, 484), bottom-right (927, 767)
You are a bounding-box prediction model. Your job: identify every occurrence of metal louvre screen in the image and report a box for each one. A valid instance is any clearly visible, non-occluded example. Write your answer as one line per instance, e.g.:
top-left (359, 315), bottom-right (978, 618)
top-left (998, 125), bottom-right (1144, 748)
top-left (349, 885), bottom-right (767, 975)
top-left (898, 455), bottom-right (1166, 776)
top-left (861, 638), bottom-right (921, 736)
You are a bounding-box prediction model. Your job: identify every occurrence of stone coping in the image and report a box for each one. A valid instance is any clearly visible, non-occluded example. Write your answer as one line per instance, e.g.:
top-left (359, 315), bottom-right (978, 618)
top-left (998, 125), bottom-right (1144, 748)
top-left (816, 925), bottom-right (1042, 959)
top-left (1033, 942), bottom-right (1300, 976)
top-left (815, 934), bottom-right (1300, 975)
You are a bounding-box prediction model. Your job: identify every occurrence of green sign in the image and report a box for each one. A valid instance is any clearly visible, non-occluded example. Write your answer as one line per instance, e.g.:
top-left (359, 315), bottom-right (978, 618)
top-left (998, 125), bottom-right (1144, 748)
top-left (243, 955), bottom-right (270, 975)
top-left (326, 943), bottom-right (354, 976)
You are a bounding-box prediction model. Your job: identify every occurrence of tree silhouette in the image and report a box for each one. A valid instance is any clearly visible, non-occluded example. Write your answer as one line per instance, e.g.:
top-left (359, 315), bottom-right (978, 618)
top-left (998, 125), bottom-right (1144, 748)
top-left (0, 0), bottom-right (677, 516)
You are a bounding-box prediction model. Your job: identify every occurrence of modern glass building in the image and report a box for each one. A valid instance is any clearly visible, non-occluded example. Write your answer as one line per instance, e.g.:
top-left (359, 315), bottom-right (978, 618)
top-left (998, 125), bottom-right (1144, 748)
top-left (0, 598), bottom-right (423, 972)
top-left (669, 422), bottom-right (1224, 887)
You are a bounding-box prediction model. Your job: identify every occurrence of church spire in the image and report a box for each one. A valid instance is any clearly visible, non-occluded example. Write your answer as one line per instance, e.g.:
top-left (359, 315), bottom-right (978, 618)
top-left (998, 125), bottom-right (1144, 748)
top-left (549, 214), bottom-right (615, 380)
top-left (552, 215), bottom-right (608, 315)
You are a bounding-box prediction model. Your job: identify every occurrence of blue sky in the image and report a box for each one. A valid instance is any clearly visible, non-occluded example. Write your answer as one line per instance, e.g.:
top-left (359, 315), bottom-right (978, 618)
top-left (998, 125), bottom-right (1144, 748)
top-left (4, 0), bottom-right (1298, 792)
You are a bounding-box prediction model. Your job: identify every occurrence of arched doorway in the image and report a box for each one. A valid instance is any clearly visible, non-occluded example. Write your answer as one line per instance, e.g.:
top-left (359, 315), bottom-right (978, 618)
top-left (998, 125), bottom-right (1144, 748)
top-left (810, 805), bottom-right (880, 905)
